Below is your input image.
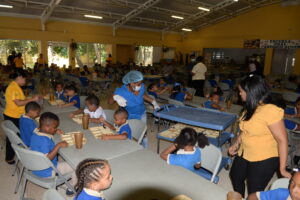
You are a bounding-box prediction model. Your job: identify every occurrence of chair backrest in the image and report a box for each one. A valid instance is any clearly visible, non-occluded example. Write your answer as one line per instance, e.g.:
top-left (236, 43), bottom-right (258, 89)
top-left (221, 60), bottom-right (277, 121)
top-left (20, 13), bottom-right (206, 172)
top-left (168, 98), bottom-right (185, 106)
top-left (1, 120), bottom-right (26, 148)
top-left (43, 189), bottom-right (65, 200)
top-left (283, 92), bottom-right (299, 103)
top-left (11, 143), bottom-right (54, 171)
top-left (128, 119), bottom-right (147, 145)
top-left (270, 178), bottom-right (290, 190)
top-left (103, 109), bottom-right (115, 124)
top-left (79, 96), bottom-right (87, 109)
top-left (219, 82), bottom-right (230, 91)
top-left (200, 144), bottom-right (222, 183)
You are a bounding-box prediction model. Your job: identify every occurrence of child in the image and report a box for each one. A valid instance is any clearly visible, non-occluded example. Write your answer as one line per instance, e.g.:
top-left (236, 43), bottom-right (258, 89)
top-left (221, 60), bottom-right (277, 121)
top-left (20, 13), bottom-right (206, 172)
top-left (160, 128), bottom-right (209, 174)
top-left (170, 82), bottom-right (192, 102)
top-left (285, 97), bottom-right (300, 119)
top-left (75, 158), bottom-right (113, 200)
top-left (99, 108), bottom-right (132, 140)
top-left (54, 82), bottom-right (66, 101)
top-left (70, 94), bottom-right (106, 123)
top-left (20, 102), bottom-right (41, 147)
top-left (147, 83), bottom-right (168, 99)
top-left (157, 77), bottom-right (168, 90)
top-left (203, 92), bottom-right (224, 111)
top-left (30, 112), bottom-right (76, 196)
top-left (62, 84), bottom-right (80, 109)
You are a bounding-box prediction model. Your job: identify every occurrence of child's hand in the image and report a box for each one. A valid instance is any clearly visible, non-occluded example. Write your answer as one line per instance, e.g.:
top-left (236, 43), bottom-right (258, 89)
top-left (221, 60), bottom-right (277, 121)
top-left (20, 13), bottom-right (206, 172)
top-left (69, 113), bottom-right (75, 118)
top-left (100, 135), bottom-right (109, 140)
top-left (58, 141), bottom-right (68, 148)
top-left (99, 116), bottom-right (105, 123)
top-left (56, 129), bottom-right (64, 135)
top-left (220, 107), bottom-right (225, 111)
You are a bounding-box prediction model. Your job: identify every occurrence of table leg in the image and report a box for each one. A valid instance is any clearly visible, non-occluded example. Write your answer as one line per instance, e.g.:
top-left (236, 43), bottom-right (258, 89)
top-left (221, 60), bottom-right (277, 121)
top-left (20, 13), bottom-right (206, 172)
top-left (157, 138), bottom-right (160, 154)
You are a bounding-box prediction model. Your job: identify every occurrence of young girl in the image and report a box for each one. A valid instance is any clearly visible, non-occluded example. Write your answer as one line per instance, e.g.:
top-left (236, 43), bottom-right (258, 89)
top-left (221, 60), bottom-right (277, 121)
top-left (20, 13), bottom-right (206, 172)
top-left (70, 94), bottom-right (106, 123)
top-left (160, 128), bottom-right (209, 174)
top-left (61, 84), bottom-right (80, 109)
top-left (203, 92), bottom-right (224, 111)
top-left (54, 82), bottom-right (66, 101)
top-left (170, 83), bottom-right (192, 102)
top-left (75, 158), bottom-right (113, 200)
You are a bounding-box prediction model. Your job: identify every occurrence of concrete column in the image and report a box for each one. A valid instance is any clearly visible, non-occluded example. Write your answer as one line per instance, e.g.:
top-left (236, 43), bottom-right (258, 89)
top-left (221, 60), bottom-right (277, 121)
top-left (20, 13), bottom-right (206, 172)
top-left (263, 48), bottom-right (273, 75)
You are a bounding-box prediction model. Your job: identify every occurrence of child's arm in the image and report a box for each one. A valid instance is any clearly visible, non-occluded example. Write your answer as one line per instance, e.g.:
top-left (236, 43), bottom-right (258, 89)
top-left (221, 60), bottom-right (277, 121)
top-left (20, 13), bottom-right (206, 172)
top-left (160, 144), bottom-right (177, 161)
top-left (100, 132), bottom-right (128, 140)
top-left (69, 109), bottom-right (84, 118)
top-left (60, 100), bottom-right (76, 108)
top-left (47, 141), bottom-right (68, 160)
top-left (157, 87), bottom-right (169, 95)
top-left (184, 92), bottom-right (193, 101)
top-left (211, 103), bottom-right (223, 110)
top-left (99, 117), bottom-right (115, 130)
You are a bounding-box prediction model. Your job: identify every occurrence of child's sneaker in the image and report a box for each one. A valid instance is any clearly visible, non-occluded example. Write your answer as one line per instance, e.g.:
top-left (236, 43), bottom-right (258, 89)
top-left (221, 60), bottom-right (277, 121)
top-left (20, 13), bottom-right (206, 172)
top-left (66, 189), bottom-right (75, 197)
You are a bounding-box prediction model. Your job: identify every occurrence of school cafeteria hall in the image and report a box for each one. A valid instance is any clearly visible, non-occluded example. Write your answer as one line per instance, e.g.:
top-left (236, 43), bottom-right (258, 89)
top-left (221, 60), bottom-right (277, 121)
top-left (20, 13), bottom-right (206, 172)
top-left (0, 0), bottom-right (300, 199)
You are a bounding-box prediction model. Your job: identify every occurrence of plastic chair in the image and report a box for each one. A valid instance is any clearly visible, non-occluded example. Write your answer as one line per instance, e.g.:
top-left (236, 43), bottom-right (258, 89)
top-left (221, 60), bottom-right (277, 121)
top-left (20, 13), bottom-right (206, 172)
top-left (43, 189), bottom-right (65, 200)
top-left (283, 91), bottom-right (299, 103)
top-left (103, 109), bottom-right (115, 125)
top-left (270, 178), bottom-right (289, 190)
top-left (196, 144), bottom-right (222, 184)
top-left (1, 120), bottom-right (26, 193)
top-left (186, 87), bottom-right (196, 97)
top-left (128, 119), bottom-right (147, 145)
top-left (168, 98), bottom-right (185, 106)
top-left (79, 96), bottom-right (87, 109)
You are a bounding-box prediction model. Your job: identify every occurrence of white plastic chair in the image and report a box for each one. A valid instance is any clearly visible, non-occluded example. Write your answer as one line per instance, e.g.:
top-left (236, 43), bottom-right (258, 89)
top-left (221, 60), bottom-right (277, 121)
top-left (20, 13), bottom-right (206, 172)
top-left (270, 178), bottom-right (289, 190)
top-left (11, 144), bottom-right (75, 200)
top-left (43, 189), bottom-right (65, 200)
top-left (168, 98), bottom-right (185, 106)
top-left (200, 144), bottom-right (222, 183)
top-left (103, 109), bottom-right (115, 125)
top-left (128, 119), bottom-right (147, 145)
top-left (79, 96), bottom-right (87, 109)
top-left (283, 91), bottom-right (299, 103)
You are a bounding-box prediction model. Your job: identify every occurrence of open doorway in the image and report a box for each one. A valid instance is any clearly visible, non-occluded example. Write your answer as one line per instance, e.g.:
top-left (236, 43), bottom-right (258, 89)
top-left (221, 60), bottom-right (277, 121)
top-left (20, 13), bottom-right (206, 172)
top-left (271, 49), bottom-right (296, 75)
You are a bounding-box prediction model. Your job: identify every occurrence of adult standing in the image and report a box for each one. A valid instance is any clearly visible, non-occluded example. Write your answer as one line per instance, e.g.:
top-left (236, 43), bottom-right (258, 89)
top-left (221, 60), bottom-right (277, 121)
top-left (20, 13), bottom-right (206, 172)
top-left (13, 53), bottom-right (25, 69)
top-left (186, 54), bottom-right (196, 87)
top-left (36, 53), bottom-right (45, 67)
top-left (4, 69), bottom-right (39, 164)
top-left (191, 56), bottom-right (207, 97)
top-left (228, 75), bottom-right (290, 197)
top-left (7, 51), bottom-right (16, 67)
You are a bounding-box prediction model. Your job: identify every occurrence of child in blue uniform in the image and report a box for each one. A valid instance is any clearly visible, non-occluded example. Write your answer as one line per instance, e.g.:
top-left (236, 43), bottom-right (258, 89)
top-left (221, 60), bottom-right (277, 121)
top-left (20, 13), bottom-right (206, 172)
top-left (147, 83), bottom-right (169, 99)
top-left (285, 97), bottom-right (300, 118)
top-left (75, 158), bottom-right (113, 200)
top-left (20, 102), bottom-right (41, 147)
top-left (203, 92), bottom-right (224, 111)
top-left (157, 77), bottom-right (168, 90)
top-left (160, 127), bottom-right (209, 174)
top-left (62, 84), bottom-right (80, 109)
top-left (30, 112), bottom-right (76, 196)
top-left (99, 108), bottom-right (132, 140)
top-left (54, 82), bottom-right (66, 101)
top-left (170, 83), bottom-right (192, 102)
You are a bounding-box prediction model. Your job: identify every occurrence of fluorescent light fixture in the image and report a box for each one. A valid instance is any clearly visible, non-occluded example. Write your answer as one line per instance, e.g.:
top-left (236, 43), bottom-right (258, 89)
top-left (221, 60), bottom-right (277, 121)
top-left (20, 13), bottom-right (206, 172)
top-left (84, 14), bottom-right (103, 19)
top-left (182, 28), bottom-right (192, 32)
top-left (233, 0), bottom-right (239, 2)
top-left (0, 4), bottom-right (13, 8)
top-left (198, 6), bottom-right (210, 12)
top-left (171, 15), bottom-right (184, 20)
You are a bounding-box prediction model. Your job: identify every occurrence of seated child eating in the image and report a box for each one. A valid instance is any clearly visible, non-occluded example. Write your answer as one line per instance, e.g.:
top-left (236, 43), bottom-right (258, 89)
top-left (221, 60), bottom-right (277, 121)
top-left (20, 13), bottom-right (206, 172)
top-left (170, 83), bottom-right (192, 102)
top-left (54, 82), bottom-right (66, 101)
top-left (160, 128), bottom-right (209, 174)
top-left (70, 94), bottom-right (106, 123)
top-left (99, 108), bottom-right (132, 140)
top-left (203, 92), bottom-right (224, 111)
top-left (30, 112), bottom-right (76, 196)
top-left (147, 83), bottom-right (168, 99)
top-left (285, 97), bottom-right (300, 118)
top-left (62, 84), bottom-right (80, 109)
top-left (75, 158), bottom-right (113, 200)
top-left (157, 77), bottom-right (168, 90)
top-left (20, 102), bottom-right (41, 147)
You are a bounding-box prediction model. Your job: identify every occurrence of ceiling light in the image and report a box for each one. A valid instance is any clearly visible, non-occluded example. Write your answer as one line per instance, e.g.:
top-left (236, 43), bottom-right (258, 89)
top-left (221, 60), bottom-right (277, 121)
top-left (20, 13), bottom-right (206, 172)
top-left (198, 6), bottom-right (210, 12)
top-left (0, 4), bottom-right (13, 8)
top-left (171, 15), bottom-right (184, 20)
top-left (84, 15), bottom-right (103, 19)
top-left (182, 28), bottom-right (192, 32)
top-left (233, 0), bottom-right (238, 2)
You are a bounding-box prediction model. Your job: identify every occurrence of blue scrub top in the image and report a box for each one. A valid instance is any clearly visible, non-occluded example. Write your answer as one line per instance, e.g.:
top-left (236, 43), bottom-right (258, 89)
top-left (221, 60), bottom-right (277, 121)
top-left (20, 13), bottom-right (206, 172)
top-left (259, 188), bottom-right (290, 200)
top-left (114, 84), bottom-right (146, 120)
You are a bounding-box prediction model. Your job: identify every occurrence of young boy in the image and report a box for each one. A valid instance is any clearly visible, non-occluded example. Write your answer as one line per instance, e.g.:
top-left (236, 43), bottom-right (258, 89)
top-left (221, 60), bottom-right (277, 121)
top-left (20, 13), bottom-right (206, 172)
top-left (203, 92), bottom-right (224, 111)
top-left (20, 102), bottom-right (41, 147)
top-left (285, 97), bottom-right (300, 118)
top-left (99, 108), bottom-right (132, 140)
top-left (30, 112), bottom-right (76, 196)
top-left (54, 82), bottom-right (66, 101)
top-left (61, 84), bottom-right (80, 109)
top-left (147, 83), bottom-right (169, 99)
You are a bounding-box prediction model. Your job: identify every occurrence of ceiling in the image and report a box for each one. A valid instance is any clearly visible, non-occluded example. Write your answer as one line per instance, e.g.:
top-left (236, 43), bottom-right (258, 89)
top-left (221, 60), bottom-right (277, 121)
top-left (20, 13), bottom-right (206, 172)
top-left (0, 0), bottom-right (282, 32)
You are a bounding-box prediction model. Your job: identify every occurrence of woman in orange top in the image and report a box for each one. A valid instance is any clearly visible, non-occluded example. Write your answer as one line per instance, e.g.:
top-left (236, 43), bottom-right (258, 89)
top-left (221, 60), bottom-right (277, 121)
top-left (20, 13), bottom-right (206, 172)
top-left (228, 75), bottom-right (291, 197)
top-left (4, 69), bottom-right (39, 164)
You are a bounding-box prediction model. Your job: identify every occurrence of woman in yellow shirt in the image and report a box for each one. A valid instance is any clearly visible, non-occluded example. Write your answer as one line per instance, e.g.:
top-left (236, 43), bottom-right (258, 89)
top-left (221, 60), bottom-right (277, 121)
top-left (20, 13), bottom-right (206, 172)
top-left (4, 70), bottom-right (39, 164)
top-left (228, 75), bottom-right (291, 197)
top-left (13, 53), bottom-right (25, 68)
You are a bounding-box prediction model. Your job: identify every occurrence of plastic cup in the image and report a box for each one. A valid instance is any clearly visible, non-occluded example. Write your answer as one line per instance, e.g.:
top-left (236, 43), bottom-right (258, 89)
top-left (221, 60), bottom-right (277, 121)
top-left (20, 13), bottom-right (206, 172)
top-left (82, 114), bottom-right (89, 130)
top-left (227, 191), bottom-right (242, 200)
top-left (74, 132), bottom-right (83, 149)
top-left (226, 99), bottom-right (232, 109)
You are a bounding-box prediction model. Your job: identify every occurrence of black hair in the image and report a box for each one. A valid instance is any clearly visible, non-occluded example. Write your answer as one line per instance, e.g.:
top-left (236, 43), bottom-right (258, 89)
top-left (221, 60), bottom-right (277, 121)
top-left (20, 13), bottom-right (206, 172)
top-left (55, 82), bottom-right (64, 88)
top-left (85, 94), bottom-right (100, 107)
top-left (213, 86), bottom-right (223, 96)
top-left (39, 112), bottom-right (59, 127)
top-left (75, 158), bottom-right (109, 197)
top-left (174, 128), bottom-right (209, 149)
top-left (147, 83), bottom-right (156, 92)
top-left (210, 92), bottom-right (220, 98)
top-left (9, 69), bottom-right (28, 79)
top-left (170, 84), bottom-right (181, 99)
top-left (25, 102), bottom-right (41, 113)
top-left (160, 77), bottom-right (167, 83)
top-left (239, 75), bottom-right (272, 121)
top-left (296, 97), bottom-right (300, 104)
top-left (196, 56), bottom-right (204, 63)
top-left (64, 84), bottom-right (77, 93)
top-left (114, 108), bottom-right (128, 119)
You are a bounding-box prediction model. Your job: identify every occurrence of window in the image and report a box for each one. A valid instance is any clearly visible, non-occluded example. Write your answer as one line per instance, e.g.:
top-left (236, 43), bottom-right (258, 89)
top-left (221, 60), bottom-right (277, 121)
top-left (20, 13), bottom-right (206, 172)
top-left (212, 51), bottom-right (224, 60)
top-left (48, 41), bottom-right (69, 67)
top-left (0, 39), bottom-right (39, 68)
top-left (135, 46), bottom-right (153, 66)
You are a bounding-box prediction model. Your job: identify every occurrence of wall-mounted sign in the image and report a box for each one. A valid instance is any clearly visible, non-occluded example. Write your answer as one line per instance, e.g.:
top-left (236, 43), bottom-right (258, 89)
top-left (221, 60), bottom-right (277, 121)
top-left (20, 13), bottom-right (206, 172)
top-left (244, 39), bottom-right (300, 49)
top-left (243, 39), bottom-right (260, 48)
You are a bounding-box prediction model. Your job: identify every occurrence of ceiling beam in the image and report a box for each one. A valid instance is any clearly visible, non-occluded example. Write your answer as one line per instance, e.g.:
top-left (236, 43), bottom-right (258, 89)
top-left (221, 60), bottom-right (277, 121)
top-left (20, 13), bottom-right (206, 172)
top-left (41, 0), bottom-right (62, 25)
top-left (112, 0), bottom-right (161, 30)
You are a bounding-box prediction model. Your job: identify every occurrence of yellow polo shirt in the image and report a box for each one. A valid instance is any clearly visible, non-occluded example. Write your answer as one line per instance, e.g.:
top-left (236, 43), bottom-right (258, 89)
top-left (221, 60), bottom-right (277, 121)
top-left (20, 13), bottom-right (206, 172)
top-left (238, 104), bottom-right (283, 162)
top-left (4, 81), bottom-right (25, 118)
top-left (14, 57), bottom-right (23, 68)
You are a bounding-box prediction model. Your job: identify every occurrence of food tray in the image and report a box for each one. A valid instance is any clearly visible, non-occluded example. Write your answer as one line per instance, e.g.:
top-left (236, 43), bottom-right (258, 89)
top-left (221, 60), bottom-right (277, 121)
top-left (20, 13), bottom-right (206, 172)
top-left (60, 132), bottom-right (87, 146)
top-left (89, 126), bottom-right (114, 138)
top-left (49, 99), bottom-right (65, 106)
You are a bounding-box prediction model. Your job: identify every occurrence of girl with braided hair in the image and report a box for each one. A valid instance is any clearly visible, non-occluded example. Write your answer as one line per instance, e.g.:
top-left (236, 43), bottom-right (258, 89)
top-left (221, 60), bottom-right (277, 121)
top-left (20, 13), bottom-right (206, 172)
top-left (75, 159), bottom-right (113, 200)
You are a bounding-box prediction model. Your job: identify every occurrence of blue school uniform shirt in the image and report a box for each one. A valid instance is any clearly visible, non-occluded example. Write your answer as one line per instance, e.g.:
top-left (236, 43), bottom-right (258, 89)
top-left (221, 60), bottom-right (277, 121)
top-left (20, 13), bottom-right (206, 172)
top-left (203, 100), bottom-right (217, 110)
top-left (148, 91), bottom-right (158, 99)
top-left (168, 147), bottom-right (201, 173)
top-left (30, 130), bottom-right (57, 178)
top-left (20, 115), bottom-right (37, 147)
top-left (67, 95), bottom-right (80, 109)
top-left (285, 107), bottom-right (297, 115)
top-left (75, 189), bottom-right (103, 200)
top-left (117, 123), bottom-right (132, 139)
top-left (259, 188), bottom-right (290, 200)
top-left (114, 84), bottom-right (145, 120)
top-left (285, 119), bottom-right (297, 130)
top-left (171, 92), bottom-right (185, 102)
top-left (55, 90), bottom-right (66, 101)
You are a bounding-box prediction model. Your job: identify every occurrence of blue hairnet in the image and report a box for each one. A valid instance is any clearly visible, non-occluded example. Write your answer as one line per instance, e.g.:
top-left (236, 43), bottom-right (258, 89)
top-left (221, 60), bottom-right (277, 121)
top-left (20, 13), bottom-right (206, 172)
top-left (122, 70), bottom-right (143, 84)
